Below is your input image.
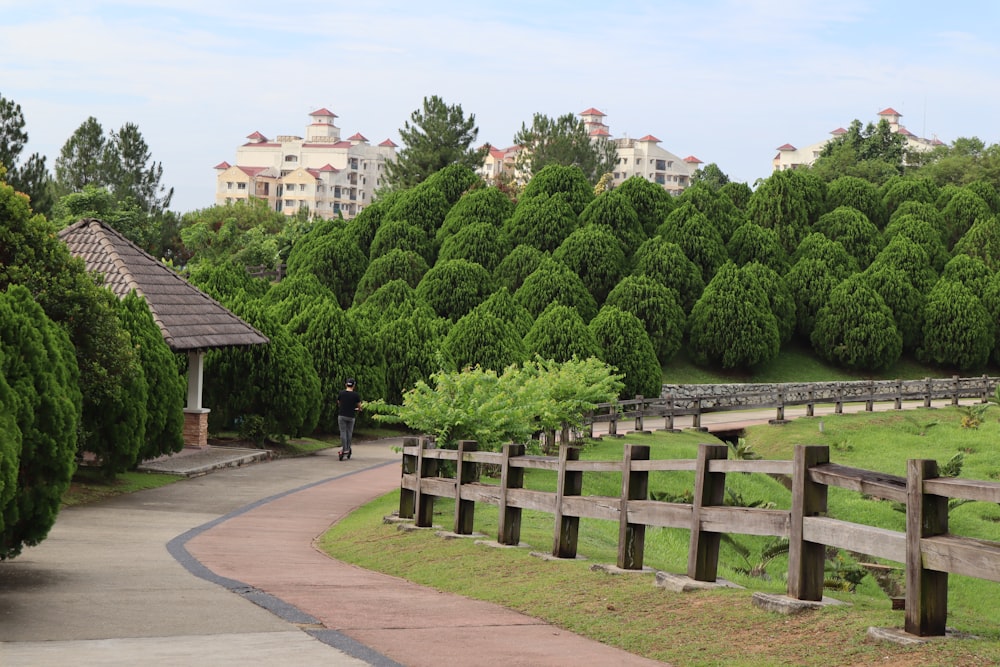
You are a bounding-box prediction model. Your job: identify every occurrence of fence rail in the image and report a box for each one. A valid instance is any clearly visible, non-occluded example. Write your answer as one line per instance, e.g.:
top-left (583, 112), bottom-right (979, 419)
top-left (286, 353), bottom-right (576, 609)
top-left (398, 437), bottom-right (1000, 637)
top-left (584, 376), bottom-right (999, 434)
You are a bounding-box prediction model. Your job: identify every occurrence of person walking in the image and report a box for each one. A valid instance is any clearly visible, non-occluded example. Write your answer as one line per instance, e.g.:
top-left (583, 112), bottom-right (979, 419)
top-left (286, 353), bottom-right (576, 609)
top-left (337, 378), bottom-right (362, 460)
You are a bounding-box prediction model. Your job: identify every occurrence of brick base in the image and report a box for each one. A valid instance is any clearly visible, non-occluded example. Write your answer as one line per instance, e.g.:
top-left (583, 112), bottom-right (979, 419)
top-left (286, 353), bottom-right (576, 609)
top-left (183, 410), bottom-right (210, 448)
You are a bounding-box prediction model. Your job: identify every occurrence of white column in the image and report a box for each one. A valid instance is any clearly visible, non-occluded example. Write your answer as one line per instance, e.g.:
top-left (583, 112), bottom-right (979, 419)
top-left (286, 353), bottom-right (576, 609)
top-left (186, 350), bottom-right (207, 412)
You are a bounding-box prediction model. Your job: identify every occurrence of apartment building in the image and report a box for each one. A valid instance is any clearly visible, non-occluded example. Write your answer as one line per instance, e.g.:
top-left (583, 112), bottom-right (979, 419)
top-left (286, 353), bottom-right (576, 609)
top-left (476, 108), bottom-right (701, 195)
top-left (772, 107), bottom-right (944, 172)
top-left (214, 108), bottom-right (397, 219)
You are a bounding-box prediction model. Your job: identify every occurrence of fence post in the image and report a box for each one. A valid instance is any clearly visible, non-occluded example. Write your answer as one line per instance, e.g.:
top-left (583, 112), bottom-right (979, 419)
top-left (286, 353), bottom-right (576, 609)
top-left (806, 387), bottom-right (815, 417)
top-left (692, 396), bottom-right (704, 430)
top-left (924, 377), bottom-right (933, 408)
top-left (414, 437), bottom-right (438, 528)
top-left (583, 411), bottom-right (594, 439)
top-left (664, 394), bottom-right (676, 431)
top-left (608, 402), bottom-right (621, 437)
top-left (687, 443), bottom-right (729, 581)
top-left (634, 395), bottom-right (646, 433)
top-left (398, 436), bottom-right (421, 519)
top-left (835, 386), bottom-right (844, 414)
top-left (866, 380), bottom-right (874, 411)
top-left (787, 445), bottom-right (830, 601)
top-left (618, 444), bottom-right (650, 570)
top-left (775, 389), bottom-right (785, 422)
top-left (895, 380), bottom-right (903, 410)
top-left (453, 440), bottom-right (478, 535)
top-left (552, 445), bottom-right (583, 558)
top-left (952, 375), bottom-right (960, 406)
top-left (498, 443), bottom-right (525, 545)
top-left (905, 459), bottom-right (949, 637)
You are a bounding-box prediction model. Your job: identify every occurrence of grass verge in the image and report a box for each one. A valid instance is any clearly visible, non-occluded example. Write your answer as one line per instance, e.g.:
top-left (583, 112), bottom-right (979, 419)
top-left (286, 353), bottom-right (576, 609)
top-left (320, 408), bottom-right (1000, 666)
top-left (62, 467), bottom-right (183, 507)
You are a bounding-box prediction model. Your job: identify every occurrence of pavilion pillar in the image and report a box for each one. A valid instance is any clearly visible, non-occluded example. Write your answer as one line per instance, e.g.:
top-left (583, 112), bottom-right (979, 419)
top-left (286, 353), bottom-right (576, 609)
top-left (183, 350), bottom-right (210, 448)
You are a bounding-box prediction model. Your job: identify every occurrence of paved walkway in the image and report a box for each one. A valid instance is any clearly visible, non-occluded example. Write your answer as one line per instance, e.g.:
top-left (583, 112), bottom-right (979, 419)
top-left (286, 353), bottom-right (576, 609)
top-left (0, 438), bottom-right (667, 666)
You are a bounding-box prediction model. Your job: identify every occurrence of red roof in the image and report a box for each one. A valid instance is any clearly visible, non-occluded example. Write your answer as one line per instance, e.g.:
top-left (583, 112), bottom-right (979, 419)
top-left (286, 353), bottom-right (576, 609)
top-left (638, 134), bottom-right (660, 142)
top-left (238, 166), bottom-right (268, 177)
top-left (830, 127), bottom-right (847, 135)
top-left (303, 141), bottom-right (353, 149)
top-left (242, 142), bottom-right (281, 148)
top-left (579, 107), bottom-right (606, 117)
top-left (246, 131), bottom-right (268, 141)
top-left (878, 107), bottom-right (902, 117)
top-left (213, 161), bottom-right (231, 170)
top-left (684, 155), bottom-right (703, 164)
top-left (776, 143), bottom-right (797, 151)
top-left (589, 128), bottom-right (610, 136)
top-left (318, 163), bottom-right (340, 172)
top-left (489, 147), bottom-right (506, 160)
top-left (348, 132), bottom-right (368, 142)
top-left (379, 138), bottom-right (398, 148)
top-left (931, 137), bottom-right (945, 146)
top-left (896, 126), bottom-right (915, 137)
top-left (310, 108), bottom-right (338, 118)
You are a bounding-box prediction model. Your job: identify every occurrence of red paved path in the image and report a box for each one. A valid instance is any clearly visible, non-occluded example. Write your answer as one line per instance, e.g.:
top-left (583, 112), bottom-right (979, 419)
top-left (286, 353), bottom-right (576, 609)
top-left (186, 462), bottom-right (668, 667)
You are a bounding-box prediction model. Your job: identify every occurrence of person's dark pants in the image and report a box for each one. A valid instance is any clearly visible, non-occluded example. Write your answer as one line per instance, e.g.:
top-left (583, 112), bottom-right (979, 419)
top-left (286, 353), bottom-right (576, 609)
top-left (338, 415), bottom-right (355, 453)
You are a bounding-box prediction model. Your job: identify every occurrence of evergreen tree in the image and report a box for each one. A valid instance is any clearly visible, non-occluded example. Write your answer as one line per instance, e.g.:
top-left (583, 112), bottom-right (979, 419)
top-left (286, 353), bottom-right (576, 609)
top-left (810, 275), bottom-right (902, 371)
top-left (631, 236), bottom-right (705, 312)
top-left (437, 186), bottom-right (514, 242)
top-left (812, 206), bottom-right (882, 269)
top-left (675, 182), bottom-right (745, 242)
top-left (415, 259), bottom-right (494, 322)
top-left (441, 309), bottom-right (526, 372)
top-left (825, 175), bottom-right (886, 228)
top-left (493, 244), bottom-right (546, 294)
top-left (604, 275), bottom-right (685, 364)
top-left (880, 176), bottom-right (939, 218)
top-left (519, 164), bottom-right (594, 215)
top-left (353, 249), bottom-right (429, 306)
top-left (917, 279), bottom-right (992, 371)
top-left (0, 285), bottom-right (81, 559)
top-left (883, 213), bottom-right (950, 273)
top-left (616, 175), bottom-right (676, 237)
top-left (437, 222), bottom-right (511, 273)
top-left (578, 189), bottom-right (644, 256)
top-left (589, 306), bottom-right (662, 399)
top-left (553, 224), bottom-right (626, 305)
top-left (785, 257), bottom-right (842, 339)
top-left (0, 93), bottom-right (55, 216)
top-left (504, 192), bottom-right (578, 253)
top-left (859, 264), bottom-right (925, 353)
top-left (285, 228), bottom-right (368, 309)
top-left (726, 221), bottom-right (789, 273)
top-left (473, 287), bottom-right (534, 339)
top-left (746, 170), bottom-right (811, 253)
top-left (941, 188), bottom-right (991, 249)
top-left (524, 303), bottom-right (601, 362)
top-left (513, 112), bottom-right (616, 184)
top-left (385, 96), bottom-right (487, 189)
top-left (421, 163), bottom-right (482, 207)
top-left (953, 215), bottom-right (1000, 271)
top-left (514, 257), bottom-right (599, 322)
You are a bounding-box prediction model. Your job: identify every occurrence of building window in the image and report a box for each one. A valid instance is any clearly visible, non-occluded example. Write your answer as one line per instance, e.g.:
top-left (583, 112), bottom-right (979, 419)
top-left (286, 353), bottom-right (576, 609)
top-left (655, 159), bottom-right (666, 171)
top-left (227, 182), bottom-right (233, 190)
top-left (284, 199), bottom-right (293, 207)
top-left (237, 182), bottom-right (247, 190)
top-left (655, 174), bottom-right (665, 185)
top-left (285, 155), bottom-right (298, 162)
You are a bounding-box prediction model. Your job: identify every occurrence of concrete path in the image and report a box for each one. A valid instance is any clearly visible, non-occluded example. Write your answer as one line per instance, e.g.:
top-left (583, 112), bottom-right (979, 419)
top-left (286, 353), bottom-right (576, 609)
top-left (0, 438), bottom-right (667, 666)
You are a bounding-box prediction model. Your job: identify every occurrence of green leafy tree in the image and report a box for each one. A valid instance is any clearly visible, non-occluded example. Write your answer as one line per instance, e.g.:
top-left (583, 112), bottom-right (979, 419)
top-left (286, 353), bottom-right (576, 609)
top-left (726, 221), bottom-right (789, 272)
top-left (589, 306), bottom-right (662, 399)
top-left (888, 199), bottom-right (947, 236)
top-left (883, 213), bottom-right (950, 273)
top-left (687, 262), bottom-right (781, 370)
top-left (261, 272), bottom-right (336, 325)
top-left (187, 258), bottom-right (270, 306)
top-left (631, 236), bottom-right (705, 312)
top-left (415, 259), bottom-right (494, 322)
top-left (54, 116), bottom-right (108, 194)
top-left (384, 182), bottom-right (451, 237)
top-left (513, 112), bottom-right (616, 184)
top-left (524, 302), bottom-right (601, 362)
top-left (941, 188), bottom-right (991, 249)
top-left (966, 180), bottom-right (1000, 213)
top-left (813, 118), bottom-right (905, 182)
top-left (917, 279), bottom-right (993, 371)
top-left (741, 262), bottom-right (796, 346)
top-left (615, 175), bottom-right (676, 236)
top-left (676, 182), bottom-right (745, 242)
top-left (941, 253), bottom-right (993, 296)
top-left (953, 215), bottom-right (1000, 271)
top-left (345, 191), bottom-right (400, 256)
top-left (290, 298), bottom-right (387, 431)
top-left (0, 285), bottom-right (81, 559)
top-left (553, 224), bottom-right (626, 304)
top-left (604, 275), bottom-right (685, 364)
top-left (369, 219), bottom-right (435, 265)
top-left (810, 275), bottom-right (902, 371)
top-left (285, 228), bottom-right (368, 309)
top-left (979, 272), bottom-right (1000, 365)
top-left (0, 93), bottom-right (54, 216)
top-left (859, 264), bottom-right (925, 353)
top-left (385, 96), bottom-right (487, 189)
top-left (578, 189), bottom-right (644, 256)
top-left (791, 232), bottom-right (860, 277)
top-left (825, 176), bottom-right (886, 228)
top-left (514, 257), bottom-right (598, 321)
top-left (880, 176), bottom-right (939, 218)
top-left (869, 234), bottom-right (938, 295)
top-left (519, 164), bottom-right (594, 215)
top-left (746, 170), bottom-right (811, 253)
top-left (504, 192), bottom-right (578, 253)
top-left (785, 257), bottom-right (842, 339)
top-left (719, 181), bottom-right (753, 211)
top-left (437, 222), bottom-right (510, 273)
top-left (179, 199), bottom-right (289, 270)
top-left (662, 208), bottom-right (727, 282)
top-left (440, 309), bottom-right (526, 372)
top-left (493, 244), bottom-right (546, 294)
top-left (691, 162), bottom-right (730, 190)
top-left (119, 292), bottom-right (185, 461)
top-left (352, 279), bottom-right (427, 332)
top-left (104, 122), bottom-right (173, 215)
top-left (421, 163), bottom-right (482, 207)
top-left (52, 186), bottom-right (160, 253)
top-left (205, 300), bottom-right (321, 438)
top-left (437, 186), bottom-right (514, 243)
top-left (813, 206), bottom-right (882, 269)
top-left (473, 287), bottom-right (534, 338)
top-left (374, 305), bottom-right (448, 405)
top-left (353, 248), bottom-right (429, 306)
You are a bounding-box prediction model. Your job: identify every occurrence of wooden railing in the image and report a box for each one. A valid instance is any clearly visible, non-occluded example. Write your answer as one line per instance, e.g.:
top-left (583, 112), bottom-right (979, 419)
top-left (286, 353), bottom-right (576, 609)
top-left (585, 376), bottom-right (998, 434)
top-left (398, 438), bottom-right (1000, 637)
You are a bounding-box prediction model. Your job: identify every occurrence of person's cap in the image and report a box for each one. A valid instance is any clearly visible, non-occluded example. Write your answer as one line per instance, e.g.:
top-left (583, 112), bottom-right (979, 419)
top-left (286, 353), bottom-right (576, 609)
top-left (346, 378), bottom-right (356, 387)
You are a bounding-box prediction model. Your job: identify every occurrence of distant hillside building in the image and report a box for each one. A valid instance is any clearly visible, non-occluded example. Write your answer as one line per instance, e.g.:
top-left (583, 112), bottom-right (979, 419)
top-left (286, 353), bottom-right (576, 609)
top-left (772, 107), bottom-right (944, 172)
top-left (214, 109), bottom-right (397, 219)
top-left (477, 108), bottom-right (701, 195)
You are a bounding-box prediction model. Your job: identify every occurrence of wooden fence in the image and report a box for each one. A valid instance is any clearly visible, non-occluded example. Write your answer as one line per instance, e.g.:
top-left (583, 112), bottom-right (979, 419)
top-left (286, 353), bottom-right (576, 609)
top-left (398, 438), bottom-right (1000, 637)
top-left (585, 375), bottom-right (998, 435)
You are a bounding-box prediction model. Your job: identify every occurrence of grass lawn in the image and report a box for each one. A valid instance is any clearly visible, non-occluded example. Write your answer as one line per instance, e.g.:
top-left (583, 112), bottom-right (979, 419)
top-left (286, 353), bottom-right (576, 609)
top-left (320, 406), bottom-right (1000, 666)
top-left (62, 467), bottom-right (184, 507)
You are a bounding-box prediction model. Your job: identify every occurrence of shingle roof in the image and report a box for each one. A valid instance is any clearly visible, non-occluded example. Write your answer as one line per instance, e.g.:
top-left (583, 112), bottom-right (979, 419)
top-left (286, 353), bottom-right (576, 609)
top-left (58, 218), bottom-right (269, 352)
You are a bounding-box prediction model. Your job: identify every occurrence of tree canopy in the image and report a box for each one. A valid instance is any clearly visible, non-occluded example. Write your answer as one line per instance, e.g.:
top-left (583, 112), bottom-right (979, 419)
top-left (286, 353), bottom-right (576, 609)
top-left (513, 112), bottom-right (616, 184)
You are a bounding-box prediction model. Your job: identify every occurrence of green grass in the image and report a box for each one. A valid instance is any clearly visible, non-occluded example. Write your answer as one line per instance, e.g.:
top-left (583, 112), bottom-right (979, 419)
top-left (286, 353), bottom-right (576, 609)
top-left (62, 467), bottom-right (183, 507)
top-left (321, 408), bottom-right (1000, 666)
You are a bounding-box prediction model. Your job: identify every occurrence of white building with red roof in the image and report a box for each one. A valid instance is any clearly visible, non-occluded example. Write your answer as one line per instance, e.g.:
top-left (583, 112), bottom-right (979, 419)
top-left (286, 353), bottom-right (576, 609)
top-left (772, 107), bottom-right (944, 172)
top-left (214, 109), bottom-right (396, 219)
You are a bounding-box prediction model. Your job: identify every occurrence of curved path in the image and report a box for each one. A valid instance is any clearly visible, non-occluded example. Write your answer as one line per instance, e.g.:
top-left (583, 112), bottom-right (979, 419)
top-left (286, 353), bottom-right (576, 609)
top-left (0, 439), bottom-right (667, 666)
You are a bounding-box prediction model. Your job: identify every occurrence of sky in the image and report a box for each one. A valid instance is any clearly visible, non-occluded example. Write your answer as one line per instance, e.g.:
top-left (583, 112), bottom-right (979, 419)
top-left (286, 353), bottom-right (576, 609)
top-left (3, 1), bottom-right (1000, 213)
